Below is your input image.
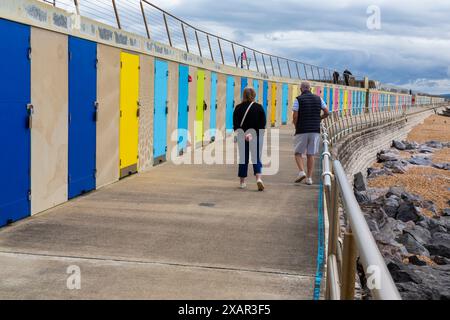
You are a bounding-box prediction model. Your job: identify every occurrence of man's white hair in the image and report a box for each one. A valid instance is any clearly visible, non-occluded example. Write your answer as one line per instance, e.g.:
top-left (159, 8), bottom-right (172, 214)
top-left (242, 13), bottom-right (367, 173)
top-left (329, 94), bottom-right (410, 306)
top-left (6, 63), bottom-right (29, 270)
top-left (301, 82), bottom-right (311, 91)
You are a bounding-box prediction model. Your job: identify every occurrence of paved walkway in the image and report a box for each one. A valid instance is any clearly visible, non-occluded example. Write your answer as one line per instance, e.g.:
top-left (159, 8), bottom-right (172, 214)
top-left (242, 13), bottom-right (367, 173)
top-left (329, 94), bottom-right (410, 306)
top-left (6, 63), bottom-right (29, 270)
top-left (0, 127), bottom-right (320, 299)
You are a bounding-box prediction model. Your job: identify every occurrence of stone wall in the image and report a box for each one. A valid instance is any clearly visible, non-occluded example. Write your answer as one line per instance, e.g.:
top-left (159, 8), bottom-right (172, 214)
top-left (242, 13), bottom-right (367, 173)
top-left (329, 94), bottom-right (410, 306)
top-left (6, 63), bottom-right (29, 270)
top-left (332, 108), bottom-right (441, 181)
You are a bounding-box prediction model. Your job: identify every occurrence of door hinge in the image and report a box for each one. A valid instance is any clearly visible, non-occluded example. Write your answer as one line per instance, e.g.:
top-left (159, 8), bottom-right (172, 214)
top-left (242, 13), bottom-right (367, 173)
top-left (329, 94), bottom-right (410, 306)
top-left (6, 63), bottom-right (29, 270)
top-left (68, 174), bottom-right (71, 182)
top-left (28, 190), bottom-right (32, 202)
top-left (187, 105), bottom-right (189, 112)
top-left (94, 169), bottom-right (97, 178)
top-left (120, 110), bottom-right (123, 118)
top-left (69, 51), bottom-right (73, 61)
top-left (95, 58), bottom-right (98, 69)
top-left (121, 61), bottom-right (123, 68)
top-left (68, 113), bottom-right (72, 124)
top-left (27, 47), bottom-right (32, 60)
top-left (120, 159), bottom-right (122, 166)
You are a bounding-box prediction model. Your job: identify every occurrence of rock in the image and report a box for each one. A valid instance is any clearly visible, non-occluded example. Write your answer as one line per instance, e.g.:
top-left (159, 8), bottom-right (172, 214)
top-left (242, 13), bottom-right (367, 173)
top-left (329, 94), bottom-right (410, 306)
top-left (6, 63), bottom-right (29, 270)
top-left (408, 255), bottom-right (427, 266)
top-left (384, 161), bottom-right (408, 174)
top-left (366, 208), bottom-right (389, 227)
top-left (418, 146), bottom-right (434, 154)
top-left (426, 141), bottom-right (443, 149)
top-left (403, 141), bottom-right (420, 150)
top-left (433, 163), bottom-right (450, 170)
top-left (401, 192), bottom-right (422, 204)
top-left (383, 197), bottom-right (400, 218)
top-left (355, 190), bottom-right (370, 204)
top-left (443, 208), bottom-right (450, 216)
top-left (387, 259), bottom-right (422, 284)
top-left (397, 233), bottom-right (430, 257)
top-left (354, 172), bottom-right (367, 192)
top-left (397, 203), bottom-right (423, 223)
top-left (396, 282), bottom-right (438, 300)
top-left (425, 218), bottom-right (448, 234)
top-left (426, 233), bottom-right (450, 258)
top-left (366, 187), bottom-right (389, 202)
top-left (404, 225), bottom-right (432, 246)
top-left (378, 151), bottom-right (400, 162)
top-left (367, 167), bottom-right (393, 179)
top-left (382, 217), bottom-right (407, 238)
top-left (386, 186), bottom-right (405, 198)
top-left (366, 217), bottom-right (380, 232)
top-left (409, 156), bottom-right (433, 166)
top-left (420, 200), bottom-right (438, 215)
top-left (433, 256), bottom-right (450, 265)
top-left (393, 140), bottom-right (406, 150)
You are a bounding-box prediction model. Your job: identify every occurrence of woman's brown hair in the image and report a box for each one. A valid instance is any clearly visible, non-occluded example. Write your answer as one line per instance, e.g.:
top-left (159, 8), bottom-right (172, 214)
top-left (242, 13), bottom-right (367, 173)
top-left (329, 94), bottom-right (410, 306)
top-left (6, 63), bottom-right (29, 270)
top-left (242, 87), bottom-right (256, 103)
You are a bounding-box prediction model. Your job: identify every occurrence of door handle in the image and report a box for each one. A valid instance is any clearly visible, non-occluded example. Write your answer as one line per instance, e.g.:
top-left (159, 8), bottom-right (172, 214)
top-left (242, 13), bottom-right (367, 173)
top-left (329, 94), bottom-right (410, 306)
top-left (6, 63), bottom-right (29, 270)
top-left (93, 101), bottom-right (99, 122)
top-left (27, 104), bottom-right (34, 129)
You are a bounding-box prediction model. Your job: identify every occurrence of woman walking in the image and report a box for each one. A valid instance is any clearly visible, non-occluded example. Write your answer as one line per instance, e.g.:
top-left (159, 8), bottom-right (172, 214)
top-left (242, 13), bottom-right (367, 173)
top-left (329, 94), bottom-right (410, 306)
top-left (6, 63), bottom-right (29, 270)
top-left (233, 87), bottom-right (266, 191)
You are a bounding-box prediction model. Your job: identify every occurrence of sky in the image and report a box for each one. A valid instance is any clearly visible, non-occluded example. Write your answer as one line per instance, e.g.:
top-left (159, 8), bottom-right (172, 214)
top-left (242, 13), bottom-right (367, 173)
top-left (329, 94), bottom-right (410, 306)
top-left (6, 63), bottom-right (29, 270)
top-left (148, 0), bottom-right (450, 95)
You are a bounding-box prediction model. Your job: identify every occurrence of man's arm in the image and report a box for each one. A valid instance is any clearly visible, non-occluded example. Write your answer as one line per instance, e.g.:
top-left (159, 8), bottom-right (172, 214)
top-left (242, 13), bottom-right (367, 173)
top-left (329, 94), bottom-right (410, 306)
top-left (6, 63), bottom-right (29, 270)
top-left (320, 98), bottom-right (330, 120)
top-left (292, 98), bottom-right (299, 126)
top-left (321, 107), bottom-right (330, 120)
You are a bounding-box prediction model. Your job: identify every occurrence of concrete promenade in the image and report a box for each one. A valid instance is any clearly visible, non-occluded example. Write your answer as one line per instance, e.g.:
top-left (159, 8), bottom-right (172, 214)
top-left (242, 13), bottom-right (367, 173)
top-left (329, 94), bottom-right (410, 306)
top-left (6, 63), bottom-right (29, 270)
top-left (0, 127), bottom-right (320, 299)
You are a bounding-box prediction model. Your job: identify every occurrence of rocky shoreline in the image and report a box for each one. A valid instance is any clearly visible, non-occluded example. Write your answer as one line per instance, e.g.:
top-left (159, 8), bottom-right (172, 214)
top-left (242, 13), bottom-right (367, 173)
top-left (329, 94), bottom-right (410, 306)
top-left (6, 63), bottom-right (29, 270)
top-left (353, 138), bottom-right (450, 300)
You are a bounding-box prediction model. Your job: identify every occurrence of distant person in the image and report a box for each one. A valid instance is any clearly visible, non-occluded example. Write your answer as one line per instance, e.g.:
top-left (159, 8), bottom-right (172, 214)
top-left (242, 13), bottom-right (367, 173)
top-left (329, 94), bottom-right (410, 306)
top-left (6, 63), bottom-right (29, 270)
top-left (233, 87), bottom-right (266, 191)
top-left (343, 69), bottom-right (352, 86)
top-left (333, 71), bottom-right (340, 84)
top-left (292, 82), bottom-right (330, 185)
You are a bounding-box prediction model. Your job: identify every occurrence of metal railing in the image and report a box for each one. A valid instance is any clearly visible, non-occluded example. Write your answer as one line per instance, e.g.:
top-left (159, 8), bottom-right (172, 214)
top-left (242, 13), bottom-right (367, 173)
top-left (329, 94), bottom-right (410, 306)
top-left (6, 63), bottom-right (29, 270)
top-left (323, 103), bottom-right (446, 145)
top-left (40, 0), bottom-right (341, 81)
top-left (320, 103), bottom-right (446, 300)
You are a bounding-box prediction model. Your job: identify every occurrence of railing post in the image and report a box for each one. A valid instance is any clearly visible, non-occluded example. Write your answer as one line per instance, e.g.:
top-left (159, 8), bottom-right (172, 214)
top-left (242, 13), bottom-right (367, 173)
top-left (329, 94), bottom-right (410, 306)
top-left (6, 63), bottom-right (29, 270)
top-left (218, 38), bottom-right (225, 65)
top-left (244, 48), bottom-right (250, 70)
top-left (270, 56), bottom-right (275, 76)
top-left (73, 0), bottom-right (80, 15)
top-left (341, 230), bottom-right (357, 300)
top-left (163, 13), bottom-right (172, 47)
top-left (295, 62), bottom-right (301, 79)
top-left (111, 0), bottom-right (121, 29)
top-left (231, 43), bottom-right (237, 67)
top-left (261, 53), bottom-right (268, 74)
top-left (253, 50), bottom-right (259, 72)
top-left (303, 64), bottom-right (308, 80)
top-left (140, 0), bottom-right (151, 39)
top-left (181, 23), bottom-right (189, 52)
top-left (207, 35), bottom-right (214, 61)
top-left (277, 57), bottom-right (282, 77)
top-left (195, 30), bottom-right (202, 57)
top-left (287, 60), bottom-right (292, 78)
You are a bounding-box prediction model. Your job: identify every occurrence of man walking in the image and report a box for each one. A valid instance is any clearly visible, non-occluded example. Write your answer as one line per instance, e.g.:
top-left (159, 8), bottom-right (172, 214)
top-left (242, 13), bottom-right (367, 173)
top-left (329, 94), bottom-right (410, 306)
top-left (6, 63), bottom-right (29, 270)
top-left (292, 82), bottom-right (329, 185)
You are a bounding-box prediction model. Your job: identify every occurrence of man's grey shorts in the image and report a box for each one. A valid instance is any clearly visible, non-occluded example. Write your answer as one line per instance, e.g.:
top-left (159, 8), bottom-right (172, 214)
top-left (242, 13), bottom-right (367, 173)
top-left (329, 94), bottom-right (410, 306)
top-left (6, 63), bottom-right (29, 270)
top-left (293, 133), bottom-right (321, 156)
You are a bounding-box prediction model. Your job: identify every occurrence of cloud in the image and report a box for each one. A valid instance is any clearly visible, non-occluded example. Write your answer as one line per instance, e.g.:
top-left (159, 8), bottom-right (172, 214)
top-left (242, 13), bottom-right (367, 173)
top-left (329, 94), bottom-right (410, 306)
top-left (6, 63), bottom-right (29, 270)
top-left (84, 0), bottom-right (450, 94)
top-left (398, 78), bottom-right (450, 95)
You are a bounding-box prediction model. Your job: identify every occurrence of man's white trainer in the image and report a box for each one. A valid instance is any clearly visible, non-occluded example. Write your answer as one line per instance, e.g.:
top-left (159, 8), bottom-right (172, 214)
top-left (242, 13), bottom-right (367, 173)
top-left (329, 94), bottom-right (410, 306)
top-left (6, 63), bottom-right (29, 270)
top-left (295, 172), bottom-right (306, 183)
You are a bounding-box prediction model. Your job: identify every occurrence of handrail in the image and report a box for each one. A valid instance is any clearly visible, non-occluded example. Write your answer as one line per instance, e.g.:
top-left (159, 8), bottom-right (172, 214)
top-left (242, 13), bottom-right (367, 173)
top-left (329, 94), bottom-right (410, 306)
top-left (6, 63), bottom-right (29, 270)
top-left (333, 160), bottom-right (401, 300)
top-left (320, 103), bottom-right (447, 299)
